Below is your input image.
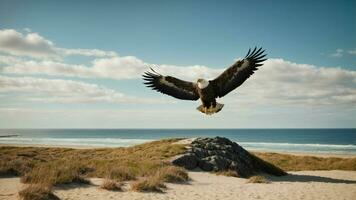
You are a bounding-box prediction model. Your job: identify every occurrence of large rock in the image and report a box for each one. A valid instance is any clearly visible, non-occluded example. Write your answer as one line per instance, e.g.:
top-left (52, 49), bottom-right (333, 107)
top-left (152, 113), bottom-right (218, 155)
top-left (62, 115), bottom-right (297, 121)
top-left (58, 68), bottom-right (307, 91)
top-left (171, 137), bottom-right (287, 177)
top-left (171, 153), bottom-right (198, 170)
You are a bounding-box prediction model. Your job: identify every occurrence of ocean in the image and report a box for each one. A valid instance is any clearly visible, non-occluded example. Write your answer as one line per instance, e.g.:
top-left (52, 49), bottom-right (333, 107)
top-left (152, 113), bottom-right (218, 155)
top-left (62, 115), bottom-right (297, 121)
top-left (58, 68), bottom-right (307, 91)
top-left (0, 129), bottom-right (355, 155)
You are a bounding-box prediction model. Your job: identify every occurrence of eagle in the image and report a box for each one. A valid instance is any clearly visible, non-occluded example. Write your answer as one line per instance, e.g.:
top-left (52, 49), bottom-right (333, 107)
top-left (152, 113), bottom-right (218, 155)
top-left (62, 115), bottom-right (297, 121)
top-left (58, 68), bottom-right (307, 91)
top-left (143, 47), bottom-right (267, 115)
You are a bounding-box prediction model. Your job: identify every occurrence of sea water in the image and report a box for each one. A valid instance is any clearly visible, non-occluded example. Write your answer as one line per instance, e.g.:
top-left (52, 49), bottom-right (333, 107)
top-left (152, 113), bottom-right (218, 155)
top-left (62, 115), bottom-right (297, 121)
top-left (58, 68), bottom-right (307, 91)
top-left (0, 129), bottom-right (355, 154)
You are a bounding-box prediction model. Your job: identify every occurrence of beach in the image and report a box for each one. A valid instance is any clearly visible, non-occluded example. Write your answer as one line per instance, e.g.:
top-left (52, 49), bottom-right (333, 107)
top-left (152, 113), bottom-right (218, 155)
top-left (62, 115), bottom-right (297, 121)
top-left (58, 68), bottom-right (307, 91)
top-left (1, 170), bottom-right (356, 200)
top-left (1, 137), bottom-right (356, 200)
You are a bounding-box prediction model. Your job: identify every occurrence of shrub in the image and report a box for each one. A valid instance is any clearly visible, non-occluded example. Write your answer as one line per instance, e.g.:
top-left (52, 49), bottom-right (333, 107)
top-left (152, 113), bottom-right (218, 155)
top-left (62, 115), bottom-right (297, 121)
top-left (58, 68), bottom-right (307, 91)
top-left (130, 176), bottom-right (166, 192)
top-left (156, 166), bottom-right (189, 183)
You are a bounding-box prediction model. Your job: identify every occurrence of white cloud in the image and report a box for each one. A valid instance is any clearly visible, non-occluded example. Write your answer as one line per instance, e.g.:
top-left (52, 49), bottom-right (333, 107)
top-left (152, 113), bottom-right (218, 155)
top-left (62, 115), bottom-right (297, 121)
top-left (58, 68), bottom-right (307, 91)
top-left (330, 48), bottom-right (356, 57)
top-left (348, 49), bottom-right (356, 55)
top-left (2, 54), bottom-right (355, 106)
top-left (2, 59), bottom-right (97, 78)
top-left (330, 48), bottom-right (344, 57)
top-left (0, 29), bottom-right (57, 58)
top-left (58, 48), bottom-right (117, 57)
top-left (224, 59), bottom-right (356, 106)
top-left (2, 55), bottom-right (222, 80)
top-left (0, 75), bottom-right (168, 104)
top-left (0, 29), bottom-right (117, 58)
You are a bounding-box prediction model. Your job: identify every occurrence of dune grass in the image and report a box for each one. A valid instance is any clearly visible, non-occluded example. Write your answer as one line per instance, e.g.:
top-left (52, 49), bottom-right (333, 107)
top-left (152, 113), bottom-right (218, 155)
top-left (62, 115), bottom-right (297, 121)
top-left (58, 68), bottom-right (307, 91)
top-left (250, 154), bottom-right (287, 176)
top-left (129, 165), bottom-right (188, 192)
top-left (104, 166), bottom-right (136, 181)
top-left (100, 178), bottom-right (123, 191)
top-left (130, 176), bottom-right (167, 192)
top-left (20, 160), bottom-right (90, 185)
top-left (0, 138), bottom-right (187, 193)
top-left (18, 183), bottom-right (59, 200)
top-left (253, 152), bottom-right (356, 171)
top-left (156, 166), bottom-right (189, 183)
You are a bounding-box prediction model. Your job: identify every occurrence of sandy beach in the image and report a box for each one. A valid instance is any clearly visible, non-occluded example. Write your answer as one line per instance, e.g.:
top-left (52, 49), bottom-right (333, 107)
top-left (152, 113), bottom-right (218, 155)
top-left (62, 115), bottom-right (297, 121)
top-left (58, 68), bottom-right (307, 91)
top-left (1, 139), bottom-right (356, 200)
top-left (1, 170), bottom-right (355, 200)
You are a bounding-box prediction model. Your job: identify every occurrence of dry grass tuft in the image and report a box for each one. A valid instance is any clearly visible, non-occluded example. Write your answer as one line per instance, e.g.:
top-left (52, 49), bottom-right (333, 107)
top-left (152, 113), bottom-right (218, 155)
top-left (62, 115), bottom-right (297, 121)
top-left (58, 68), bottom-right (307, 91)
top-left (247, 175), bottom-right (270, 184)
top-left (156, 166), bottom-right (189, 183)
top-left (21, 161), bottom-right (90, 185)
top-left (216, 170), bottom-right (240, 177)
top-left (253, 152), bottom-right (356, 171)
top-left (18, 183), bottom-right (59, 200)
top-left (100, 178), bottom-right (122, 191)
top-left (130, 176), bottom-right (166, 192)
top-left (0, 159), bottom-right (34, 176)
top-left (105, 166), bottom-right (135, 181)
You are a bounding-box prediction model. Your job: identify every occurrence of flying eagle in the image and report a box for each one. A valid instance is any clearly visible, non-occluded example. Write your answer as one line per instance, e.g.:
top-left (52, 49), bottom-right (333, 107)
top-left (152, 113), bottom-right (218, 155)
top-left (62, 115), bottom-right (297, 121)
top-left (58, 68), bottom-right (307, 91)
top-left (143, 47), bottom-right (267, 115)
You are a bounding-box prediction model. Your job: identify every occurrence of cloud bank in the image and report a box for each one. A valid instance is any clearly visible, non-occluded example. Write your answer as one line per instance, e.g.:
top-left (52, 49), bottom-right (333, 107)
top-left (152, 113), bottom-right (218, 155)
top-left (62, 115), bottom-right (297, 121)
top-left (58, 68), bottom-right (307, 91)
top-left (0, 29), bottom-right (117, 58)
top-left (0, 28), bottom-right (355, 108)
top-left (0, 75), bottom-right (167, 104)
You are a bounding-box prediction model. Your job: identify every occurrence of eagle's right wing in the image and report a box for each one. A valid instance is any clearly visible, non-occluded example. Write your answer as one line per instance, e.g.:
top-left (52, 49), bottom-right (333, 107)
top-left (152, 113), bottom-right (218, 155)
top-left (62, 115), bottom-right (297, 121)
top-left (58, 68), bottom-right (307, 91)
top-left (143, 68), bottom-right (199, 101)
top-left (210, 47), bottom-right (267, 98)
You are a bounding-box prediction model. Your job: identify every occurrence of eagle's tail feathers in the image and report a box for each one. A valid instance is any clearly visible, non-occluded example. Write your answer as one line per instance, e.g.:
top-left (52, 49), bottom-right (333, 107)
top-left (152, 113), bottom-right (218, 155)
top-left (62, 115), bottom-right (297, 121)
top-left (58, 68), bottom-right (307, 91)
top-left (196, 103), bottom-right (224, 115)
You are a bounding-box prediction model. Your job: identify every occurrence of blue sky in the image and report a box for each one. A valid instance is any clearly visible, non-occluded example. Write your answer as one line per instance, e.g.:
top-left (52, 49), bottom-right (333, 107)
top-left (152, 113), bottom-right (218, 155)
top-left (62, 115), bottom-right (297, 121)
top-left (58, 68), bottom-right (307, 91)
top-left (0, 0), bottom-right (355, 128)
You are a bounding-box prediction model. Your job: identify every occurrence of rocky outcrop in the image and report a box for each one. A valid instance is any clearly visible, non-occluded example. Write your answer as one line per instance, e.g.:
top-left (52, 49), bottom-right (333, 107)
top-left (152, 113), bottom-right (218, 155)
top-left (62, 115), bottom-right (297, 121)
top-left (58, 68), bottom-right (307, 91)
top-left (172, 137), bottom-right (287, 177)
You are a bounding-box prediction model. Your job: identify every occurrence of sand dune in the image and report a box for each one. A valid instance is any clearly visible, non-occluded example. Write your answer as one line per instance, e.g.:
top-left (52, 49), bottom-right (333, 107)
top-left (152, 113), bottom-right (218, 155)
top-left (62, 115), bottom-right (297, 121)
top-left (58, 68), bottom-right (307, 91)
top-left (1, 170), bottom-right (355, 200)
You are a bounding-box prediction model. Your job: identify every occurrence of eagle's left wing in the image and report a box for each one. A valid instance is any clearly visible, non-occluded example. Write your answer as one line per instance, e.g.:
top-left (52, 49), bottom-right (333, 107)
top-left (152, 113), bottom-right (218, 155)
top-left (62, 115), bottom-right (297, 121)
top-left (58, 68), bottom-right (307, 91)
top-left (143, 68), bottom-right (199, 101)
top-left (210, 47), bottom-right (267, 98)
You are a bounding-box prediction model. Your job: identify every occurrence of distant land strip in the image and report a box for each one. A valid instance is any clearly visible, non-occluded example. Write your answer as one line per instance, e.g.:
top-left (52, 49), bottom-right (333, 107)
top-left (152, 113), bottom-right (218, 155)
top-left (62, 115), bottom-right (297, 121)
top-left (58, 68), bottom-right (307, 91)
top-left (0, 134), bottom-right (19, 138)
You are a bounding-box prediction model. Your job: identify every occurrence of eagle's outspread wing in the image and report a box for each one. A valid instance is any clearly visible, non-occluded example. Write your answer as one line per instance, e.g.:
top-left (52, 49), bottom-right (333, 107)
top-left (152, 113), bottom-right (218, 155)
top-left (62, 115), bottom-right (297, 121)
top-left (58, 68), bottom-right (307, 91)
top-left (211, 47), bottom-right (267, 98)
top-left (143, 68), bottom-right (199, 100)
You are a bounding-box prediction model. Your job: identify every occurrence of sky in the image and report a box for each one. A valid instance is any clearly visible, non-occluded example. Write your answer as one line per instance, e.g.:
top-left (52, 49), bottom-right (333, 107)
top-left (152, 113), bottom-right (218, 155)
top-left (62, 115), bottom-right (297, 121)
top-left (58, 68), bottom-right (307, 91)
top-left (0, 0), bottom-right (355, 128)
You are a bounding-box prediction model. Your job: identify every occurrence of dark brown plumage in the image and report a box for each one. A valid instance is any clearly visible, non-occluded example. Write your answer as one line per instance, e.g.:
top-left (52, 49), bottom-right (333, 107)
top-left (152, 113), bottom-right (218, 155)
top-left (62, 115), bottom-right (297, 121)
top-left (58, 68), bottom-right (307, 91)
top-left (143, 47), bottom-right (267, 115)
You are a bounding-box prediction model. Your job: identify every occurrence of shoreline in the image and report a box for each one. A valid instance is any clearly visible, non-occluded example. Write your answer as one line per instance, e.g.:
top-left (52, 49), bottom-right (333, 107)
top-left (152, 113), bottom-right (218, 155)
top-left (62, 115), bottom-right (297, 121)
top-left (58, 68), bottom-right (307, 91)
top-left (1, 143), bottom-right (355, 158)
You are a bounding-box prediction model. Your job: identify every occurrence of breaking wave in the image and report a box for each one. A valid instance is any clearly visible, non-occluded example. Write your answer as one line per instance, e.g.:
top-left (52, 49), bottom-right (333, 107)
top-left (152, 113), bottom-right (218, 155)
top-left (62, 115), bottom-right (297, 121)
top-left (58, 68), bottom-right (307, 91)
top-left (238, 141), bottom-right (356, 154)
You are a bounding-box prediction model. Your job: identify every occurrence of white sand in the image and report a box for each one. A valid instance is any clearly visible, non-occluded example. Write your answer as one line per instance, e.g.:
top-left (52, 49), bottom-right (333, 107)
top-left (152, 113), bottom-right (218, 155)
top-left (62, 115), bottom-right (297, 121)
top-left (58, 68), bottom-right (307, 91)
top-left (1, 170), bottom-right (356, 200)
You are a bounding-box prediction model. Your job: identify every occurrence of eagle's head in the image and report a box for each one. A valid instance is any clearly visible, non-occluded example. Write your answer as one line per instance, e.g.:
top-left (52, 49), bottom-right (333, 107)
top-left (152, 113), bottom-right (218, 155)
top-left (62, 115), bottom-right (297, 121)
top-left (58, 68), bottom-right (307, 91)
top-left (197, 78), bottom-right (209, 89)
